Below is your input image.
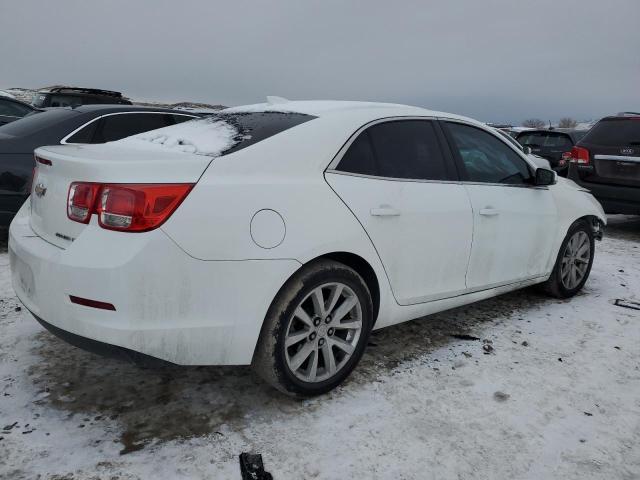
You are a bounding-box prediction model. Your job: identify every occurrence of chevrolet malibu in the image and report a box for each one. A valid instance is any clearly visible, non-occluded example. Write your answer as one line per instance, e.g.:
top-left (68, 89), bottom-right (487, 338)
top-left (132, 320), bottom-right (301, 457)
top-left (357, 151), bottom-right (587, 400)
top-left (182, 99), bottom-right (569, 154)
top-left (9, 100), bottom-right (606, 396)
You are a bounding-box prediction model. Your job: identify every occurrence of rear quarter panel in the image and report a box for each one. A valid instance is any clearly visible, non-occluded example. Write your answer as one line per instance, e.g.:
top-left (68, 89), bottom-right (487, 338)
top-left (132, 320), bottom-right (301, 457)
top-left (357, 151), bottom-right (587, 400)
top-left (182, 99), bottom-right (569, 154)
top-left (161, 118), bottom-right (398, 326)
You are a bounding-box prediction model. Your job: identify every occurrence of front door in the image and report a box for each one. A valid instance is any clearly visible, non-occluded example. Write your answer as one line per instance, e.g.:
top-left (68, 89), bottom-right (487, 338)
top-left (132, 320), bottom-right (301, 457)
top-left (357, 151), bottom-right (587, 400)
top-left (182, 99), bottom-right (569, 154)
top-left (442, 121), bottom-right (558, 289)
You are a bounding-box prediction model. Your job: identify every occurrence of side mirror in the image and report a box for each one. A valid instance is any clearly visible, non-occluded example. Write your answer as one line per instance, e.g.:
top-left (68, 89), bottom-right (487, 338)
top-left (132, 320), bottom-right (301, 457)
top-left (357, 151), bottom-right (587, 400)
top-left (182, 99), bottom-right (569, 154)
top-left (523, 146), bottom-right (532, 155)
top-left (535, 167), bottom-right (557, 186)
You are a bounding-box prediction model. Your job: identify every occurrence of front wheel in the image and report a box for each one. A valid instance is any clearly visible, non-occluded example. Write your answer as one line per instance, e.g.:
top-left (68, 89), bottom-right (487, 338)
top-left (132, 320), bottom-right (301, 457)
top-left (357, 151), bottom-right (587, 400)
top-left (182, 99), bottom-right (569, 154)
top-left (542, 220), bottom-right (595, 298)
top-left (253, 259), bottom-right (373, 397)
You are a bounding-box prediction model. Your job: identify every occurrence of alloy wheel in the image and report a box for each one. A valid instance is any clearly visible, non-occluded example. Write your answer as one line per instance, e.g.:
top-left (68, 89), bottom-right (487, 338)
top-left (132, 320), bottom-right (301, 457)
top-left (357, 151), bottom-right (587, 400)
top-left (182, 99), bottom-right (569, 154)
top-left (560, 230), bottom-right (591, 290)
top-left (284, 282), bottom-right (363, 383)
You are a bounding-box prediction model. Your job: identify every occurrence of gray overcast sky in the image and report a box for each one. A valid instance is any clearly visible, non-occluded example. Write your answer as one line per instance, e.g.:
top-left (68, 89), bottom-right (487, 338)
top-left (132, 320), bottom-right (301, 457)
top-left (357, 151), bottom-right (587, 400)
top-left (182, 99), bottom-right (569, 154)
top-left (1, 0), bottom-right (638, 123)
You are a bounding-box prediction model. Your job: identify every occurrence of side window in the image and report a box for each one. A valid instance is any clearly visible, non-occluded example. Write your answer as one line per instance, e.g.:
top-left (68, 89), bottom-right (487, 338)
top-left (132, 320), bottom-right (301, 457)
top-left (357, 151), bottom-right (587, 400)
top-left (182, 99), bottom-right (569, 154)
top-left (337, 130), bottom-right (377, 176)
top-left (92, 113), bottom-right (171, 143)
top-left (337, 120), bottom-right (450, 181)
top-left (65, 120), bottom-right (99, 143)
top-left (446, 122), bottom-right (532, 185)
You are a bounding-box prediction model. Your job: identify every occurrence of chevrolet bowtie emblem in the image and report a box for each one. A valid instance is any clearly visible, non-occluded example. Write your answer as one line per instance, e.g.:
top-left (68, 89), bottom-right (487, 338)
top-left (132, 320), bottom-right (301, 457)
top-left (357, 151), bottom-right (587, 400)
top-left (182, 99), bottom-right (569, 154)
top-left (34, 183), bottom-right (47, 198)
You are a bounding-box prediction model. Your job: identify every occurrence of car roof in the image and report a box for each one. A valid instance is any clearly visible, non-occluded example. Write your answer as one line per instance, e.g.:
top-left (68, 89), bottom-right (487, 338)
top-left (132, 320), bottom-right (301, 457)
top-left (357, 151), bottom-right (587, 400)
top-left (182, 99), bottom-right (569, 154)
top-left (600, 113), bottom-right (640, 121)
top-left (223, 100), bottom-right (480, 125)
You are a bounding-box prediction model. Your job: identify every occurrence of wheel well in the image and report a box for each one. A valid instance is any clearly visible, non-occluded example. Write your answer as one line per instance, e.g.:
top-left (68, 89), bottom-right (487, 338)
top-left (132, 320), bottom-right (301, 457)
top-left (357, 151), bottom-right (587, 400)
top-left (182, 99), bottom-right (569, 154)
top-left (574, 215), bottom-right (605, 240)
top-left (315, 252), bottom-right (381, 325)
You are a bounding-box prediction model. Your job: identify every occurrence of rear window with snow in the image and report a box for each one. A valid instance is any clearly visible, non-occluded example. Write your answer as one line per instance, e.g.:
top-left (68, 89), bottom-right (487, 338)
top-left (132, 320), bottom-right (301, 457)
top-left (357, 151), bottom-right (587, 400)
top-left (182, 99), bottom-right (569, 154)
top-left (118, 111), bottom-right (315, 157)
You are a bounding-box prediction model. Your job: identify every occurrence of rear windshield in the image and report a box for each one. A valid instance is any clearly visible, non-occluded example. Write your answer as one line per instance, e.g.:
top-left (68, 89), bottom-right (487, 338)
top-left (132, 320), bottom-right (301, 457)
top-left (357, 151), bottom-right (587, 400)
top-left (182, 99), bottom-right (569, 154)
top-left (517, 132), bottom-right (573, 149)
top-left (581, 118), bottom-right (640, 147)
top-left (0, 108), bottom-right (78, 136)
top-left (218, 111), bottom-right (315, 155)
top-left (121, 111), bottom-right (315, 157)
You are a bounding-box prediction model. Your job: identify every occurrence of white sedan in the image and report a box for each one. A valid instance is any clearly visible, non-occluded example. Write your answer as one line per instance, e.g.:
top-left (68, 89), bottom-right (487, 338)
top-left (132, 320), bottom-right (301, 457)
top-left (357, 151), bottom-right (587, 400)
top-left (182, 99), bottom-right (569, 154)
top-left (9, 100), bottom-right (605, 396)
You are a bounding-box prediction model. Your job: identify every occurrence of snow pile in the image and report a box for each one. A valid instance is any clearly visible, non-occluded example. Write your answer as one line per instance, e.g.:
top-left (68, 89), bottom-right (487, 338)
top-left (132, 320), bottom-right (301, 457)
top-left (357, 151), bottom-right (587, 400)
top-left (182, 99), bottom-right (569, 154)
top-left (117, 116), bottom-right (239, 156)
top-left (0, 90), bottom-right (15, 99)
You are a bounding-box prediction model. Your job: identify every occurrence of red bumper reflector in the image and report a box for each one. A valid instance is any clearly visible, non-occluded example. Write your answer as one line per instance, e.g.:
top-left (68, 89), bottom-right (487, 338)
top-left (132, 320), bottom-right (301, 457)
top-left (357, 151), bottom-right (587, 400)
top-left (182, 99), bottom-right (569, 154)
top-left (69, 295), bottom-right (116, 311)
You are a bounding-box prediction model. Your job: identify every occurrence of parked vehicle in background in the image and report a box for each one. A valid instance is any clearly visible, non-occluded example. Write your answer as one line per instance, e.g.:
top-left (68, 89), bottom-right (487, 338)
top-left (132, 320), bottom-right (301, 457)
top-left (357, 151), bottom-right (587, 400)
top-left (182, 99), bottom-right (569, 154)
top-left (494, 128), bottom-right (551, 169)
top-left (31, 87), bottom-right (132, 108)
top-left (0, 105), bottom-right (201, 226)
top-left (567, 112), bottom-right (640, 214)
top-left (9, 100), bottom-right (605, 396)
top-left (516, 129), bottom-right (588, 176)
top-left (0, 96), bottom-right (39, 127)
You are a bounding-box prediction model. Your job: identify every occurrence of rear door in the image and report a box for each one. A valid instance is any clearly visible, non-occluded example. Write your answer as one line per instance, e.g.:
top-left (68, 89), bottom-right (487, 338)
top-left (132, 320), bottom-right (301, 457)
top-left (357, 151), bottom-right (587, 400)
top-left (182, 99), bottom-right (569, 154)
top-left (443, 121), bottom-right (557, 289)
top-left (326, 119), bottom-right (473, 305)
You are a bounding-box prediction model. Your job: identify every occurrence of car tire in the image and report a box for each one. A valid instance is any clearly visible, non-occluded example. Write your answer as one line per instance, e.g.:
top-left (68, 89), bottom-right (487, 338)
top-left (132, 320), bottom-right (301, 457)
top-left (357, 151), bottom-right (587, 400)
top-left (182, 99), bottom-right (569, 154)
top-left (542, 220), bottom-right (595, 298)
top-left (252, 259), bottom-right (373, 397)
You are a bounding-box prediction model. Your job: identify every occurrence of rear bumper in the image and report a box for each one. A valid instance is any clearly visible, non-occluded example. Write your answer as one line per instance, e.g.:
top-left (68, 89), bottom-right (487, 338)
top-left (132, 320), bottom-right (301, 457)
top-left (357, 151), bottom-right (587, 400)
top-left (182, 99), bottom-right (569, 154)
top-left (32, 312), bottom-right (170, 366)
top-left (9, 202), bottom-right (301, 365)
top-left (568, 169), bottom-right (640, 215)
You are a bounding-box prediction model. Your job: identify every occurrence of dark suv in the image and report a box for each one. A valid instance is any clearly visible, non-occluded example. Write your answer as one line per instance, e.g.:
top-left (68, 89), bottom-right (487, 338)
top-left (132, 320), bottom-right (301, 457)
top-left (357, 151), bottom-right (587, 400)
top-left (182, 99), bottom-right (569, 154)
top-left (567, 113), bottom-right (640, 214)
top-left (516, 129), bottom-right (587, 176)
top-left (32, 87), bottom-right (132, 108)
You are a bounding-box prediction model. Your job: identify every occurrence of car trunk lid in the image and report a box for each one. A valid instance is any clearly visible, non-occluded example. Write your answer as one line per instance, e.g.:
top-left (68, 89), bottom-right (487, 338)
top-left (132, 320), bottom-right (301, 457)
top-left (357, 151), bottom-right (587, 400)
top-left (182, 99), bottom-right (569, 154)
top-left (30, 144), bottom-right (213, 248)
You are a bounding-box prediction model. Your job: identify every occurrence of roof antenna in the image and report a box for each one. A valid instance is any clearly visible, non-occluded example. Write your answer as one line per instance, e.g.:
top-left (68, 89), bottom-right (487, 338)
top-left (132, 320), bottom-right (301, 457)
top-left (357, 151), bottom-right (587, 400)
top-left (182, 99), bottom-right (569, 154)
top-left (266, 96), bottom-right (289, 105)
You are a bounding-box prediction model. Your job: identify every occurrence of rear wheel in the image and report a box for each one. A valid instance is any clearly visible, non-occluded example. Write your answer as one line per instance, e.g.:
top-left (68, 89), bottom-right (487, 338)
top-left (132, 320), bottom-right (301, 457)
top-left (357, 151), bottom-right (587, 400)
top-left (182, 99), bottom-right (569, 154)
top-left (542, 220), bottom-right (595, 298)
top-left (253, 259), bottom-right (373, 397)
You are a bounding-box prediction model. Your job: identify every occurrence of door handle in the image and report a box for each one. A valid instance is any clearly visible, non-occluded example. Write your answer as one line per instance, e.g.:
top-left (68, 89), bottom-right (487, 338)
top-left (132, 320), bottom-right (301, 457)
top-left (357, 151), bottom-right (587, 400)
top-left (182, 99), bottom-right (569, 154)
top-left (479, 208), bottom-right (499, 217)
top-left (370, 206), bottom-right (401, 217)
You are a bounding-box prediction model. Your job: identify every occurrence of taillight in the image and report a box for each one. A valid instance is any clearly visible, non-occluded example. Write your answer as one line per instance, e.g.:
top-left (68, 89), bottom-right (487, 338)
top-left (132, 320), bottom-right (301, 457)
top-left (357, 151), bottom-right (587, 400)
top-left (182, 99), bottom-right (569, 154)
top-left (66, 183), bottom-right (193, 232)
top-left (68, 182), bottom-right (100, 223)
top-left (568, 146), bottom-right (590, 165)
top-left (97, 184), bottom-right (193, 232)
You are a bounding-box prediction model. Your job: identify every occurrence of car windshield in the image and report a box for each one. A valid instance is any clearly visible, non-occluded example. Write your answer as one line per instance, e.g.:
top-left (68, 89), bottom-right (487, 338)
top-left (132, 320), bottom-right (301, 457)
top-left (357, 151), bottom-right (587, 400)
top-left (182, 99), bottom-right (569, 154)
top-left (581, 118), bottom-right (640, 146)
top-left (0, 108), bottom-right (77, 136)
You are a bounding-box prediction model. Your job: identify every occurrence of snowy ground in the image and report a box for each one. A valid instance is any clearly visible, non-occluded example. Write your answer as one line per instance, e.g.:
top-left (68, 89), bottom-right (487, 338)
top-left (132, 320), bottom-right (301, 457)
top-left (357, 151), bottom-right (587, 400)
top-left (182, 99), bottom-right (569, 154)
top-left (1, 216), bottom-right (639, 480)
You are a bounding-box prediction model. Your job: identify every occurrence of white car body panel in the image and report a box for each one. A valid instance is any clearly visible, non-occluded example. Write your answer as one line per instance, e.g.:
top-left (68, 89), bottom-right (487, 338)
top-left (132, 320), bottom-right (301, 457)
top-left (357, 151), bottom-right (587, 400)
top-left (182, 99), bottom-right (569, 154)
top-left (9, 101), bottom-right (607, 366)
top-left (463, 183), bottom-right (558, 289)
